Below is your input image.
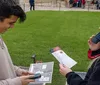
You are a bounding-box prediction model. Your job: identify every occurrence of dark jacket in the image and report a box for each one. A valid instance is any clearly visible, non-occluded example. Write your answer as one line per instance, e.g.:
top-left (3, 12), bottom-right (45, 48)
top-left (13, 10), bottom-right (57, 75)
top-left (66, 58), bottom-right (100, 85)
top-left (29, 0), bottom-right (34, 5)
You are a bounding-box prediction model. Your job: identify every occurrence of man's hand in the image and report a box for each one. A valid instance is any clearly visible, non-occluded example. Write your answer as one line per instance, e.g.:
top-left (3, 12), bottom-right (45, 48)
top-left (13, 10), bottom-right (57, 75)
top-left (22, 70), bottom-right (33, 76)
top-left (20, 75), bottom-right (34, 85)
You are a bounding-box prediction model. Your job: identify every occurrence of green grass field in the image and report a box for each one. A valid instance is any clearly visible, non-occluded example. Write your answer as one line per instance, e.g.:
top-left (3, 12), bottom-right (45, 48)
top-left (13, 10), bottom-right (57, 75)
top-left (2, 11), bottom-right (100, 85)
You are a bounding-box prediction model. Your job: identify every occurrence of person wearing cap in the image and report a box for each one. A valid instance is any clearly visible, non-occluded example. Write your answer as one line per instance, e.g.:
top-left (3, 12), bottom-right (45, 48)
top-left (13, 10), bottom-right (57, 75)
top-left (59, 35), bottom-right (100, 85)
top-left (0, 2), bottom-right (35, 85)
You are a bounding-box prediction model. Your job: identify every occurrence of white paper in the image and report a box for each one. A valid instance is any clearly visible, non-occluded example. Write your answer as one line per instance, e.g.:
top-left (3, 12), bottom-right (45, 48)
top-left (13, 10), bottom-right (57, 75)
top-left (29, 62), bottom-right (54, 84)
top-left (42, 65), bottom-right (47, 69)
top-left (52, 50), bottom-right (77, 68)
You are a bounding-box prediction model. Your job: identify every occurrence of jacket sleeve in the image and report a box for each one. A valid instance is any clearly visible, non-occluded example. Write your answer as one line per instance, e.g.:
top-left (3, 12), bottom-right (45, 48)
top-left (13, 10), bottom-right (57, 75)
top-left (86, 59), bottom-right (100, 85)
top-left (14, 66), bottom-right (28, 76)
top-left (66, 59), bottom-right (100, 85)
top-left (66, 72), bottom-right (87, 85)
top-left (0, 77), bottom-right (21, 85)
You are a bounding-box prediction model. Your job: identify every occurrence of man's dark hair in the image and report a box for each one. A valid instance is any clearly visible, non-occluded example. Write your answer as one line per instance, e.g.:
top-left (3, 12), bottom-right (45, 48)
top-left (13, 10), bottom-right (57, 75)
top-left (0, 2), bottom-right (26, 23)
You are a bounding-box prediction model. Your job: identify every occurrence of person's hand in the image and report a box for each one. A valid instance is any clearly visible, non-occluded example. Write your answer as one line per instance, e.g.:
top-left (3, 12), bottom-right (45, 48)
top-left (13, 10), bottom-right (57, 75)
top-left (59, 64), bottom-right (72, 77)
top-left (22, 70), bottom-right (33, 76)
top-left (20, 75), bottom-right (34, 85)
top-left (88, 35), bottom-right (100, 51)
top-left (36, 60), bottom-right (42, 63)
top-left (53, 46), bottom-right (61, 51)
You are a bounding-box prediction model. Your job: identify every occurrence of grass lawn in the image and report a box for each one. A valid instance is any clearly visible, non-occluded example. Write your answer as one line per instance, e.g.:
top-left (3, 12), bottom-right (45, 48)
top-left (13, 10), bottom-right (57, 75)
top-left (2, 11), bottom-right (100, 85)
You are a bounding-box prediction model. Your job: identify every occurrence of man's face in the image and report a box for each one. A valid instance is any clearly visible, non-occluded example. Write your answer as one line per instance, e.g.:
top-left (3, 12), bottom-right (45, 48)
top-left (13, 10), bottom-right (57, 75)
top-left (0, 15), bottom-right (18, 33)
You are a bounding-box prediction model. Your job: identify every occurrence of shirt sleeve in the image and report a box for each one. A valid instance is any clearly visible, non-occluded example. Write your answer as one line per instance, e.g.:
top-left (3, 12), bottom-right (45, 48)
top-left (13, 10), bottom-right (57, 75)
top-left (14, 66), bottom-right (28, 76)
top-left (0, 77), bottom-right (21, 85)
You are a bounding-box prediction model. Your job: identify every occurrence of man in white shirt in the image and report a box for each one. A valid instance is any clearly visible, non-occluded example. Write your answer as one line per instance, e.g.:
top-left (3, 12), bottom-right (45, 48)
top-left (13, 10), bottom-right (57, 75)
top-left (0, 2), bottom-right (34, 85)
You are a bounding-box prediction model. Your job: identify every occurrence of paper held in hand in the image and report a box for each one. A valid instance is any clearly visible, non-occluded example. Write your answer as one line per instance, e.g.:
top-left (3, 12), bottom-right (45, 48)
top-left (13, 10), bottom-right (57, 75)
top-left (29, 62), bottom-right (54, 84)
top-left (51, 47), bottom-right (77, 68)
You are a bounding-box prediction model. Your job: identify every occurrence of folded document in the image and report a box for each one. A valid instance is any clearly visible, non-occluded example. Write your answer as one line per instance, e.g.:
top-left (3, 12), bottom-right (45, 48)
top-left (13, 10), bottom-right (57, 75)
top-left (51, 47), bottom-right (77, 68)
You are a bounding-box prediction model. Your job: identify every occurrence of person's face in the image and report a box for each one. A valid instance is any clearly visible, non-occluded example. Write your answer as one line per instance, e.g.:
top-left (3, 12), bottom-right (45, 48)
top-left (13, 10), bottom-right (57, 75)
top-left (0, 15), bottom-right (18, 33)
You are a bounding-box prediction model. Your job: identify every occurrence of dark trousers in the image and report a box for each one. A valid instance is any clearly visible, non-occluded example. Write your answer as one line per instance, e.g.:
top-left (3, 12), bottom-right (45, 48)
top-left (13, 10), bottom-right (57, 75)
top-left (30, 4), bottom-right (35, 10)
